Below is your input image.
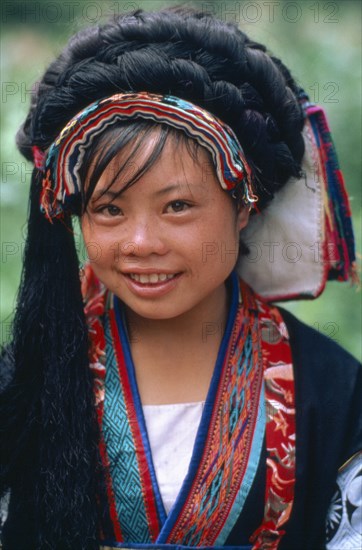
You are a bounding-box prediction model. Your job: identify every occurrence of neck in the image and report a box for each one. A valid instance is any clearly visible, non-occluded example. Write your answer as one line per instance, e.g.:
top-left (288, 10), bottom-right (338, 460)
top-left (124, 282), bottom-right (231, 404)
top-left (125, 282), bottom-right (229, 347)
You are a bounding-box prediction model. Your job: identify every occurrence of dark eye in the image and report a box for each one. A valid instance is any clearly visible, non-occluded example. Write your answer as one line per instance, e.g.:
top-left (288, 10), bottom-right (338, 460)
top-left (166, 200), bottom-right (191, 213)
top-left (100, 204), bottom-right (122, 216)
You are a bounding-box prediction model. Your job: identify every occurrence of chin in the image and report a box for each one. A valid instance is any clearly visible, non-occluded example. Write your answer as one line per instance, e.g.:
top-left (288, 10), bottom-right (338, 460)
top-left (126, 305), bottom-right (186, 321)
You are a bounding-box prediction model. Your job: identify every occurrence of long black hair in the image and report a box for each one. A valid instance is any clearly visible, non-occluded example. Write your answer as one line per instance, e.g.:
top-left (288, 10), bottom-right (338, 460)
top-left (1, 7), bottom-right (305, 548)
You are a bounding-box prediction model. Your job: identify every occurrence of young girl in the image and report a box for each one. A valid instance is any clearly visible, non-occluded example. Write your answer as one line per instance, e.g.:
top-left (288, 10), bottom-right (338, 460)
top-left (1, 7), bottom-right (361, 550)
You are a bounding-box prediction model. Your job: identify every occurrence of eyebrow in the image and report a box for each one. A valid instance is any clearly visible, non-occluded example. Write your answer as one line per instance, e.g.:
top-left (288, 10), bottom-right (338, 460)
top-left (91, 182), bottom-right (203, 201)
top-left (91, 189), bottom-right (121, 202)
top-left (152, 183), bottom-right (195, 196)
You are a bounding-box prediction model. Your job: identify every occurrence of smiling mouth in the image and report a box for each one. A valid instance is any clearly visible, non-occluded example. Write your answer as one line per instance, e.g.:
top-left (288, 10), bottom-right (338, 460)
top-left (127, 273), bottom-right (178, 284)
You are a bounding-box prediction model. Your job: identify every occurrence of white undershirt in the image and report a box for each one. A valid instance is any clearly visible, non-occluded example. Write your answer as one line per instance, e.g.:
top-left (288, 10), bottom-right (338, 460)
top-left (142, 401), bottom-right (204, 514)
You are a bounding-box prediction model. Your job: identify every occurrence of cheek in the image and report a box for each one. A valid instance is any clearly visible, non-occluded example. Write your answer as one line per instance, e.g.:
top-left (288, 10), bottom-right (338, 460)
top-left (81, 218), bottom-right (110, 266)
top-left (193, 215), bottom-right (240, 271)
top-left (215, 206), bottom-right (242, 243)
top-left (237, 206), bottom-right (250, 231)
top-left (80, 218), bottom-right (91, 245)
top-left (81, 214), bottom-right (96, 238)
top-left (220, 212), bottom-right (243, 266)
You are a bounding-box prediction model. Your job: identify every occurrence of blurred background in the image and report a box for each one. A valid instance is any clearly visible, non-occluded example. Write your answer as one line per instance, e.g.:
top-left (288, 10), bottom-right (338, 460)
top-left (1, 0), bottom-right (361, 359)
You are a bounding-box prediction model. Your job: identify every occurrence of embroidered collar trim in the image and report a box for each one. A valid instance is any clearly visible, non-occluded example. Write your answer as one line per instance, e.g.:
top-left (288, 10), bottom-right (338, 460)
top-left (82, 265), bottom-right (296, 548)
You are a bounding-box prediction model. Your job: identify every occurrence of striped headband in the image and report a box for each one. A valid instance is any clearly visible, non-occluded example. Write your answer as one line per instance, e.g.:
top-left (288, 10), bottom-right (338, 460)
top-left (39, 92), bottom-right (257, 219)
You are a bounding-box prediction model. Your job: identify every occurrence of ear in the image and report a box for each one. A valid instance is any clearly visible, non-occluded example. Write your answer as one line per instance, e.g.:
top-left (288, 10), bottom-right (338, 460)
top-left (237, 205), bottom-right (250, 231)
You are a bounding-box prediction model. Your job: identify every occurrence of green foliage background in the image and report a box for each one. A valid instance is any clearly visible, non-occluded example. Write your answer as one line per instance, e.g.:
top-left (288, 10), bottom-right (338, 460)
top-left (1, 0), bottom-right (361, 359)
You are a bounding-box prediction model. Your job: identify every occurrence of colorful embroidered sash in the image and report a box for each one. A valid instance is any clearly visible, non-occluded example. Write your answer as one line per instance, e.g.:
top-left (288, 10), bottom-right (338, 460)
top-left (82, 266), bottom-right (296, 549)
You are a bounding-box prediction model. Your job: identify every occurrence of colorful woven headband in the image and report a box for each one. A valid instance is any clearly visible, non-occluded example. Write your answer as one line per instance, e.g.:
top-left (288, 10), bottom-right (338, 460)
top-left (38, 92), bottom-right (257, 220)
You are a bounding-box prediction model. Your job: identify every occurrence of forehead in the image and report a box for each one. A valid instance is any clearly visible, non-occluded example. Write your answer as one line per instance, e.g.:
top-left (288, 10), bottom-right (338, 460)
top-left (88, 126), bottom-right (218, 197)
top-left (83, 123), bottom-right (219, 199)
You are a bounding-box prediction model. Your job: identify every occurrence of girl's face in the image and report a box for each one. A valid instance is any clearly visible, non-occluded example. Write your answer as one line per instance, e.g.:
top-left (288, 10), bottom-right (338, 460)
top-left (81, 133), bottom-right (249, 322)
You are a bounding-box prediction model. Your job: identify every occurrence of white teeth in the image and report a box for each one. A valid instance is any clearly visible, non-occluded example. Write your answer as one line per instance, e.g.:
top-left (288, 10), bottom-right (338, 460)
top-left (129, 273), bottom-right (176, 284)
top-left (149, 274), bottom-right (159, 283)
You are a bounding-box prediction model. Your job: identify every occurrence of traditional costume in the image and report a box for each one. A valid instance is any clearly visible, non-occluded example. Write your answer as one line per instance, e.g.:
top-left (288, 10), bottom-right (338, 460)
top-left (1, 93), bottom-right (361, 550)
top-left (78, 263), bottom-right (361, 550)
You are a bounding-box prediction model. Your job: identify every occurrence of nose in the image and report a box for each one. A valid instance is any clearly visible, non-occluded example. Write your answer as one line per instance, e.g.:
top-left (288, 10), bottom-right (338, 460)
top-left (118, 218), bottom-right (168, 259)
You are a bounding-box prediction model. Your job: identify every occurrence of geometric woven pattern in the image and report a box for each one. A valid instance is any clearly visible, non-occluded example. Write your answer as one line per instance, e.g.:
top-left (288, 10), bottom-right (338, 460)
top-left (103, 314), bottom-right (151, 542)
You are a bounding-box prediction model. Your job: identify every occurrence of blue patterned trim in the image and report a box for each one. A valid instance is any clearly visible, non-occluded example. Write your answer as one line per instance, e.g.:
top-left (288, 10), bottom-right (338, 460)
top-left (114, 300), bottom-right (167, 526)
top-left (103, 314), bottom-right (152, 542)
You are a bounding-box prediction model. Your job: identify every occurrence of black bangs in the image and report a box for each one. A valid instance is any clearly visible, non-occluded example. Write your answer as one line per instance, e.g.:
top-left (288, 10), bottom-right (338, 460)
top-left (79, 120), bottom-right (201, 213)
